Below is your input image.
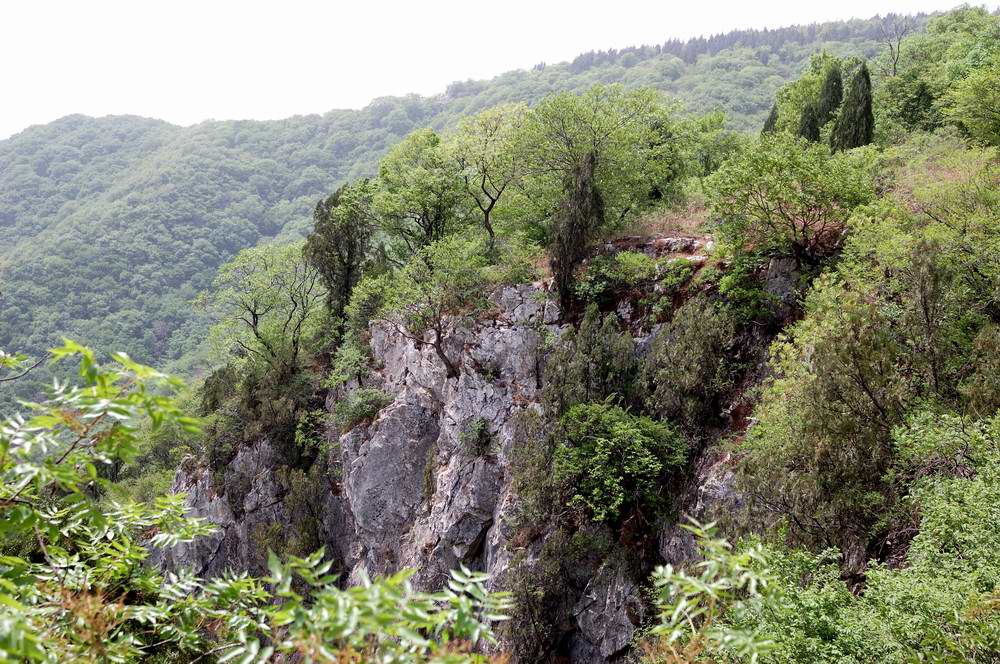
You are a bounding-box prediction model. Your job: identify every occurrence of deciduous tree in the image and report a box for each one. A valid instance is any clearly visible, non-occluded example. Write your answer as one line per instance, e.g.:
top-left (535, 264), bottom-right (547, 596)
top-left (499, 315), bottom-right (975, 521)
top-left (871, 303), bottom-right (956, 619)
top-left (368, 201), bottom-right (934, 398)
top-left (452, 104), bottom-right (528, 253)
top-left (707, 133), bottom-right (875, 265)
top-left (203, 242), bottom-right (325, 372)
top-left (374, 129), bottom-right (465, 262)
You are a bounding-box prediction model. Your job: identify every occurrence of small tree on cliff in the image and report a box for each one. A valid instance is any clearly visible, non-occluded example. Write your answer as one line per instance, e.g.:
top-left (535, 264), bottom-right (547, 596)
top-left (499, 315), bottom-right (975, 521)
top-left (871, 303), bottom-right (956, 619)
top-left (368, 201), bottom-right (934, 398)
top-left (831, 63), bottom-right (875, 152)
top-left (549, 152), bottom-right (605, 312)
top-left (304, 178), bottom-right (377, 339)
top-left (202, 241), bottom-right (325, 374)
top-left (451, 103), bottom-right (528, 254)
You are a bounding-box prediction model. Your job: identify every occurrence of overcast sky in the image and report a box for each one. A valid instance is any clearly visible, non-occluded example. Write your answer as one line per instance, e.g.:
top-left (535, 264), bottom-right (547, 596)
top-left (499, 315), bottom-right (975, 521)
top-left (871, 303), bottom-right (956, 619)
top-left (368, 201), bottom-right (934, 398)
top-left (2, 0), bottom-right (990, 139)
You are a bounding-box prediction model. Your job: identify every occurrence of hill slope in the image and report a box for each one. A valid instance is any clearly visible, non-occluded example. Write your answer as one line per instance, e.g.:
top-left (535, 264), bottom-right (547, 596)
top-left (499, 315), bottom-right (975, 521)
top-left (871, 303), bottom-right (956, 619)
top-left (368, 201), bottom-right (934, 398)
top-left (0, 12), bottom-right (921, 406)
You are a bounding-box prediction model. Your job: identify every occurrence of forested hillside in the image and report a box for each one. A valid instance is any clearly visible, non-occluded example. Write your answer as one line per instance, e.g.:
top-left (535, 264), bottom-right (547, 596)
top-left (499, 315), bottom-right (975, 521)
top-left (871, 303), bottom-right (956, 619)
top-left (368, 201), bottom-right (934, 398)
top-left (0, 12), bottom-right (920, 408)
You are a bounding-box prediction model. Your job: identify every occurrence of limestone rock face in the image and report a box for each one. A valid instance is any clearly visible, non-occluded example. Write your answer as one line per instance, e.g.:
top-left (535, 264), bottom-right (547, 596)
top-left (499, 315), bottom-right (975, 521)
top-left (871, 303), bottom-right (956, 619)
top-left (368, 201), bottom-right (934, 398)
top-left (161, 241), bottom-right (744, 662)
top-left (572, 564), bottom-right (646, 661)
top-left (154, 439), bottom-right (287, 577)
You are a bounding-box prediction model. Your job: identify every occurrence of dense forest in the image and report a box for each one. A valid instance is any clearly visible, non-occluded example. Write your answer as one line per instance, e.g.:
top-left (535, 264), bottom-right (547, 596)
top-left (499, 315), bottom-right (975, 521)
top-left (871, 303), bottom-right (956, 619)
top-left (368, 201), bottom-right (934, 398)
top-left (0, 12), bottom-right (923, 409)
top-left (3, 4), bottom-right (1000, 663)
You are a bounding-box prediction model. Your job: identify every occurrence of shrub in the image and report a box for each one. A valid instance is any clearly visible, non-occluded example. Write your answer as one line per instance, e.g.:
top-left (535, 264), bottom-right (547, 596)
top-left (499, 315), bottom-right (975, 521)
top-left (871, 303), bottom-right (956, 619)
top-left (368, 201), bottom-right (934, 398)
top-left (324, 331), bottom-right (370, 389)
top-left (707, 133), bottom-right (875, 266)
top-left (459, 417), bottom-right (493, 457)
top-left (334, 387), bottom-right (392, 431)
top-left (553, 400), bottom-right (686, 523)
top-left (575, 250), bottom-right (660, 304)
top-left (640, 296), bottom-right (735, 429)
top-left (542, 305), bottom-right (636, 415)
top-left (657, 412), bottom-right (1000, 663)
top-left (737, 276), bottom-right (908, 552)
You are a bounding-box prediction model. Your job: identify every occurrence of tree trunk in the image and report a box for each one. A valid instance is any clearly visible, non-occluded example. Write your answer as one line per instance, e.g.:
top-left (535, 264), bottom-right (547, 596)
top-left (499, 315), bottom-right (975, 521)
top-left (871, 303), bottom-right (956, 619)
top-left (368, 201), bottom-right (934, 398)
top-left (431, 328), bottom-right (460, 379)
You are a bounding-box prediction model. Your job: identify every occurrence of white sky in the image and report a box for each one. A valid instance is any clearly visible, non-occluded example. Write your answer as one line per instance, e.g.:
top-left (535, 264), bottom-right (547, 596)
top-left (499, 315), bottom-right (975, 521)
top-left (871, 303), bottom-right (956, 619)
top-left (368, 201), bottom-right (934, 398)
top-left (1, 0), bottom-right (990, 139)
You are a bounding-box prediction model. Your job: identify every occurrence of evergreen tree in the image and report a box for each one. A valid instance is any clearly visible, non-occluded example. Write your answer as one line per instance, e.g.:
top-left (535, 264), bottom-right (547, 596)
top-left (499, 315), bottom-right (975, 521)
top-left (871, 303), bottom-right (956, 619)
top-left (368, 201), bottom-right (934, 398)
top-left (817, 62), bottom-right (844, 126)
top-left (551, 152), bottom-right (605, 316)
top-left (830, 63), bottom-right (874, 151)
top-left (762, 102), bottom-right (779, 134)
top-left (797, 102), bottom-right (821, 141)
top-left (304, 179), bottom-right (376, 336)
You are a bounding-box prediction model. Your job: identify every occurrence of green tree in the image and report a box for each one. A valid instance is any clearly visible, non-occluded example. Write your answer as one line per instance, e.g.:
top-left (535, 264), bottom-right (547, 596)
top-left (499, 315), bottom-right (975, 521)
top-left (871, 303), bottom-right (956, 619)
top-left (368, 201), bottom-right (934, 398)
top-left (519, 85), bottom-right (675, 312)
top-left (772, 52), bottom-right (841, 135)
top-left (830, 62), bottom-right (875, 152)
top-left (202, 241), bottom-right (325, 373)
top-left (549, 152), bottom-right (606, 314)
top-left (451, 104), bottom-right (528, 252)
top-left (374, 128), bottom-right (465, 262)
top-left (640, 297), bottom-right (735, 430)
top-left (707, 133), bottom-right (875, 266)
top-left (304, 179), bottom-right (377, 335)
top-left (797, 101), bottom-right (821, 141)
top-left (738, 276), bottom-right (907, 552)
top-left (541, 304), bottom-right (636, 415)
top-left (817, 60), bottom-right (844, 126)
top-left (947, 54), bottom-right (1000, 146)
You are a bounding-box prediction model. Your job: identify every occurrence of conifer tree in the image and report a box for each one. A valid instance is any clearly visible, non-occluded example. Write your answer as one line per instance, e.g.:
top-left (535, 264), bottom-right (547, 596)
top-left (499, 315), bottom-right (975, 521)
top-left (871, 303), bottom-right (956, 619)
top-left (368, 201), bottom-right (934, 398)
top-left (762, 102), bottom-right (779, 134)
top-left (830, 63), bottom-right (874, 152)
top-left (817, 62), bottom-right (844, 126)
top-left (797, 102), bottom-right (821, 141)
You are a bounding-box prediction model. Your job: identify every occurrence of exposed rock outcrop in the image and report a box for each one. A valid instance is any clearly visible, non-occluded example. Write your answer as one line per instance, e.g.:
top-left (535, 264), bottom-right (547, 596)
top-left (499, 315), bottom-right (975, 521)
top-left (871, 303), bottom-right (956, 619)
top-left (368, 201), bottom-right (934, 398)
top-left (160, 238), bottom-right (747, 663)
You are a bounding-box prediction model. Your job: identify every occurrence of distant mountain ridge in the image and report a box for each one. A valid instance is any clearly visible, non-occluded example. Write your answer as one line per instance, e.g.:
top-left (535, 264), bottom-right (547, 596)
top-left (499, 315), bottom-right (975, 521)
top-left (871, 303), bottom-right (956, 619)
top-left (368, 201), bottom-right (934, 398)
top-left (0, 11), bottom-right (926, 408)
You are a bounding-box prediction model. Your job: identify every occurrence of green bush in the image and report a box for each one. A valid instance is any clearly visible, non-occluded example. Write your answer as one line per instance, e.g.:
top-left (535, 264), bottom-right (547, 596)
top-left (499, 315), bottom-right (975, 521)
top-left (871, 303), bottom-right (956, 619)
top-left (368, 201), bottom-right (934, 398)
top-left (334, 387), bottom-right (393, 431)
top-left (707, 132), bottom-right (876, 266)
top-left (542, 305), bottom-right (636, 415)
top-left (553, 400), bottom-right (686, 523)
top-left (640, 296), bottom-right (735, 429)
top-left (575, 250), bottom-right (658, 304)
top-left (459, 417), bottom-right (493, 457)
top-left (654, 411), bottom-right (1000, 663)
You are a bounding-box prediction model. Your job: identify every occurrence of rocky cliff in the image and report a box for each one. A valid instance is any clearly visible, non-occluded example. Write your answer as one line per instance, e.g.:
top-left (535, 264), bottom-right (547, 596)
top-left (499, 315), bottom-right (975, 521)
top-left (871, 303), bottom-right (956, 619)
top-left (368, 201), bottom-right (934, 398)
top-left (156, 237), bottom-right (759, 662)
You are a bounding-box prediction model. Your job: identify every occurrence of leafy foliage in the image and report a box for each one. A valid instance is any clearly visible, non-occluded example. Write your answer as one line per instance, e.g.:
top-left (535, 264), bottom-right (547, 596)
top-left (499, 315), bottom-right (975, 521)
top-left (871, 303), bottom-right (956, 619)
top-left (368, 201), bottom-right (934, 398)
top-left (651, 411), bottom-right (1000, 663)
top-left (541, 305), bottom-right (636, 415)
top-left (737, 134), bottom-right (1000, 557)
top-left (644, 522), bottom-right (778, 662)
top-left (374, 129), bottom-right (465, 261)
top-left (640, 296), bottom-right (736, 430)
top-left (333, 387), bottom-right (393, 432)
top-left (708, 133), bottom-right (876, 265)
top-left (0, 343), bottom-right (511, 662)
top-left (554, 400), bottom-right (686, 523)
top-left (304, 178), bottom-right (378, 331)
top-left (201, 241), bottom-right (325, 372)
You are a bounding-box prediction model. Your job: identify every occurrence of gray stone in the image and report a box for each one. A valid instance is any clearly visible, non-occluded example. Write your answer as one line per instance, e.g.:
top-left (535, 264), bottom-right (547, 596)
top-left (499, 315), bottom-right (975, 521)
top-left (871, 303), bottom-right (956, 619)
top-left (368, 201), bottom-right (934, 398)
top-left (573, 563), bottom-right (645, 659)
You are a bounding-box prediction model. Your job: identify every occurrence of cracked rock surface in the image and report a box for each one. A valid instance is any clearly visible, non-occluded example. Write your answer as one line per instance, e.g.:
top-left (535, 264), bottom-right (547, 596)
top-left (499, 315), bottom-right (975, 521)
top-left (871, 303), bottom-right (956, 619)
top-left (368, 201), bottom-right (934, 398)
top-left (159, 247), bottom-right (739, 662)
